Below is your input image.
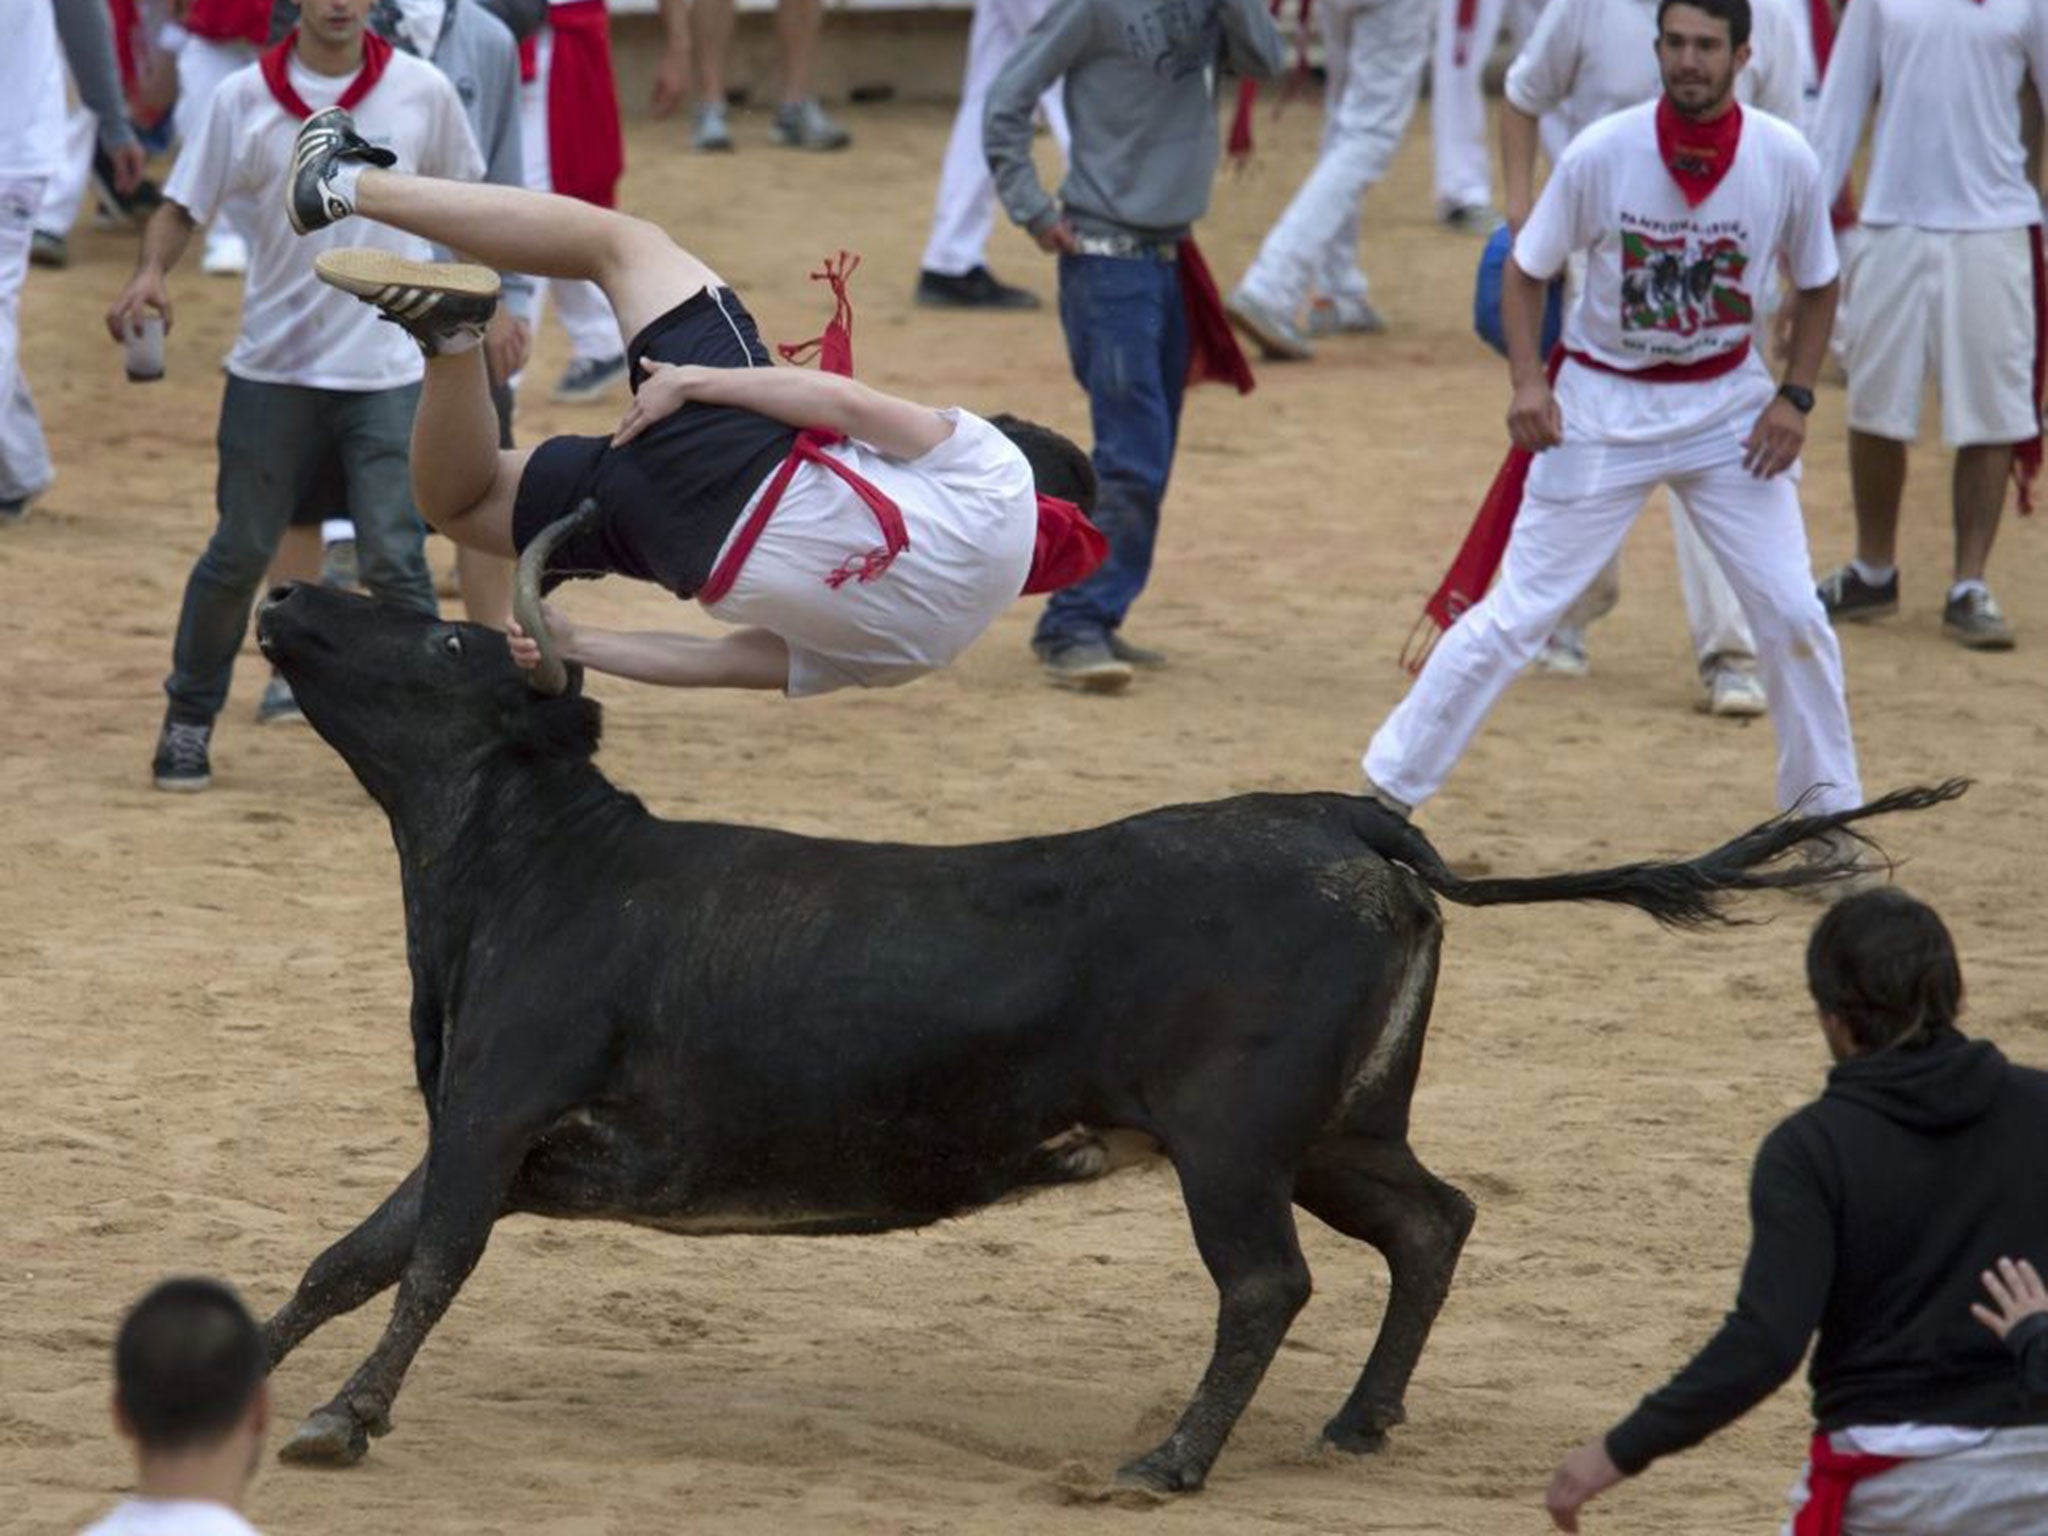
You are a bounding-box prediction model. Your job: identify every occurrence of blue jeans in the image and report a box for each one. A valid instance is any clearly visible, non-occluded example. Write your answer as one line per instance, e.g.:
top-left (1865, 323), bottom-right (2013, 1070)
top-left (165, 375), bottom-right (436, 721)
top-left (1033, 251), bottom-right (1190, 652)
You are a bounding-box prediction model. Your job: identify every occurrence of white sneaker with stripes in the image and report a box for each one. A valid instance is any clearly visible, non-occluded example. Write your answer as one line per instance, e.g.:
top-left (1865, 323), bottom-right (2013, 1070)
top-left (313, 249), bottom-right (500, 357)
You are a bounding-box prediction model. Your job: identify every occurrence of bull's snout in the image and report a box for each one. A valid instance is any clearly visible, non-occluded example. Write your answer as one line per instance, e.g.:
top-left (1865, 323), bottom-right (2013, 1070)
top-left (255, 584), bottom-right (302, 651)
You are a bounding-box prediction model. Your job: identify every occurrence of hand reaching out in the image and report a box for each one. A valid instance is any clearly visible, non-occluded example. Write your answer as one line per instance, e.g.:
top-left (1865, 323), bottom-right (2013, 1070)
top-left (1972, 1256), bottom-right (2048, 1341)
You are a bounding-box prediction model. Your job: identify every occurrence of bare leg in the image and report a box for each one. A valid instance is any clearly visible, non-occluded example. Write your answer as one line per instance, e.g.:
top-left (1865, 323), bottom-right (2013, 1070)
top-left (349, 169), bottom-right (721, 346)
top-left (1952, 443), bottom-right (2011, 584)
top-left (410, 348), bottom-right (526, 555)
top-left (1848, 429), bottom-right (1908, 569)
top-left (692, 0), bottom-right (735, 106)
top-left (456, 547), bottom-right (514, 629)
top-left (776, 0), bottom-right (821, 104)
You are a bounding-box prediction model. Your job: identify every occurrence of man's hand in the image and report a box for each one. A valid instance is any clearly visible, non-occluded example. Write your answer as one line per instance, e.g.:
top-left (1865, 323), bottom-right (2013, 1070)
top-left (650, 45), bottom-right (690, 118)
top-left (611, 360), bottom-right (717, 447)
top-left (1972, 1256), bottom-right (2048, 1341)
top-left (1544, 1439), bottom-right (1626, 1532)
top-left (105, 141), bottom-right (147, 197)
top-left (1742, 395), bottom-right (1807, 478)
top-left (506, 604), bottom-right (577, 671)
top-left (1508, 377), bottom-right (1564, 453)
top-left (484, 310), bottom-right (531, 384)
top-left (1035, 217), bottom-right (1079, 255)
top-left (107, 267), bottom-right (172, 344)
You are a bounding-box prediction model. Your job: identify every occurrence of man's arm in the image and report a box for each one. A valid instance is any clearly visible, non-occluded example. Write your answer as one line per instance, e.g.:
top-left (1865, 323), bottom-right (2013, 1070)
top-left (1972, 1256), bottom-right (2048, 1402)
top-left (1216, 0), bottom-right (1286, 83)
top-left (509, 610), bottom-right (791, 691)
top-left (1502, 259), bottom-right (1562, 451)
top-left (54, 0), bottom-right (144, 189)
top-left (106, 201), bottom-right (197, 343)
top-left (1744, 276), bottom-right (1836, 475)
top-left (983, 0), bottom-right (1094, 243)
top-left (1501, 105), bottom-right (1543, 233)
top-left (612, 362), bottom-right (954, 462)
top-left (650, 0), bottom-right (692, 116)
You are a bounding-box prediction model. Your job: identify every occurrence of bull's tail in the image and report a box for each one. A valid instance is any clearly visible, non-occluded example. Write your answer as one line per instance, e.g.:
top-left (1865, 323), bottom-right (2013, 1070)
top-left (1351, 781), bottom-right (1969, 928)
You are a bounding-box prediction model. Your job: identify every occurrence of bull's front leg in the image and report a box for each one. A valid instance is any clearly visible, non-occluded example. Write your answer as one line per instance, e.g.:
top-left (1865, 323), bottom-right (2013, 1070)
top-left (1115, 1169), bottom-right (1310, 1495)
top-left (262, 1160), bottom-right (426, 1371)
top-left (279, 1120), bottom-right (522, 1466)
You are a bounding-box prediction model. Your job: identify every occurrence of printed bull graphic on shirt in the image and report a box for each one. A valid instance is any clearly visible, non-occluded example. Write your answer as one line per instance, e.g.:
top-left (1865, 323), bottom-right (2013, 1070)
top-left (1619, 228), bottom-right (1751, 339)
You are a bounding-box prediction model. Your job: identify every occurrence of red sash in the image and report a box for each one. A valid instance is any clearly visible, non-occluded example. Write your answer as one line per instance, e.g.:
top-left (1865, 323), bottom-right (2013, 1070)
top-left (1564, 341), bottom-right (1752, 383)
top-left (1789, 1433), bottom-right (1904, 1536)
top-left (258, 31), bottom-right (393, 119)
top-left (544, 0), bottom-right (624, 209)
top-left (695, 255), bottom-right (1108, 606)
top-left (184, 0), bottom-right (271, 45)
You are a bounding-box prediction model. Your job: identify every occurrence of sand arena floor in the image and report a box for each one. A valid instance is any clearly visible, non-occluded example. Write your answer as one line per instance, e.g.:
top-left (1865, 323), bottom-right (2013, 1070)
top-left (5, 96), bottom-right (2046, 1535)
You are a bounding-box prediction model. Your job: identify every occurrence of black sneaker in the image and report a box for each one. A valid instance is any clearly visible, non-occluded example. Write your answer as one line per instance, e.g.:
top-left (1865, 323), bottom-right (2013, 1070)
top-left (287, 107), bottom-right (397, 236)
top-left (152, 714), bottom-right (214, 792)
top-left (29, 229), bottom-right (68, 268)
top-left (313, 249), bottom-right (499, 356)
top-left (1816, 564), bottom-right (1899, 623)
top-left (914, 266), bottom-right (1041, 311)
top-left (1034, 638), bottom-right (1133, 694)
top-left (0, 496), bottom-right (26, 524)
top-left (1942, 587), bottom-right (2015, 651)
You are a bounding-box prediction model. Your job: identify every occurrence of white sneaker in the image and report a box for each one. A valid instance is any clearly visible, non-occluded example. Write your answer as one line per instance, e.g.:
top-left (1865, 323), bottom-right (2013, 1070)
top-left (201, 229), bottom-right (249, 277)
top-left (1530, 627), bottom-right (1590, 677)
top-left (1702, 663), bottom-right (1768, 718)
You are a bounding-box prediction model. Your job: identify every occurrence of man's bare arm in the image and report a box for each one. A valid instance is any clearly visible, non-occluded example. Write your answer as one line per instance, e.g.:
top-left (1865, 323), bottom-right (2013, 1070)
top-left (613, 362), bottom-right (955, 460)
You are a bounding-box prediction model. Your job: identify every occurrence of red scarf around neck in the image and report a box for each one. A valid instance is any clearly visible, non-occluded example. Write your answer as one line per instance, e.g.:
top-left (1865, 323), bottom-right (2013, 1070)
top-left (1656, 97), bottom-right (1743, 208)
top-left (259, 29), bottom-right (394, 121)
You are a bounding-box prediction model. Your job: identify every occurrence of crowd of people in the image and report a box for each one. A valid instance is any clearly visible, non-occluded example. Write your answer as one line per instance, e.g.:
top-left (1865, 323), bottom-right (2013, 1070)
top-left (7, 0), bottom-right (2047, 1527)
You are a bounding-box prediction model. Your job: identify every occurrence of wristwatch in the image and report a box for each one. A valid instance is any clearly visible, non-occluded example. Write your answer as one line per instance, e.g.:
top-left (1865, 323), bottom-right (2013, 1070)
top-left (1777, 383), bottom-right (1816, 415)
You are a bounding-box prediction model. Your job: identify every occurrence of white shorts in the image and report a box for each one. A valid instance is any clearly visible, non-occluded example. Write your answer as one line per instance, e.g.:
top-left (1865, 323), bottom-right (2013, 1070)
top-left (702, 409), bottom-right (1039, 698)
top-left (1780, 1424), bottom-right (2048, 1536)
top-left (1845, 225), bottom-right (2040, 447)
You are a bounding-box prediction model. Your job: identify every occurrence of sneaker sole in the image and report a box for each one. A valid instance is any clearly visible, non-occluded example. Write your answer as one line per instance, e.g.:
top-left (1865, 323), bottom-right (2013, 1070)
top-left (1224, 303), bottom-right (1313, 362)
top-left (1944, 623), bottom-right (2015, 652)
top-left (1701, 691), bottom-right (1769, 719)
top-left (1826, 601), bottom-right (1898, 624)
top-left (154, 774), bottom-right (211, 792)
top-left (313, 249), bottom-right (501, 307)
top-left (1042, 661), bottom-right (1134, 695)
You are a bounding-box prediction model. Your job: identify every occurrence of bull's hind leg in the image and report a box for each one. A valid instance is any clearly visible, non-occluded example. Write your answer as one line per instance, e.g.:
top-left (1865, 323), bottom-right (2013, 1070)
top-left (1294, 1138), bottom-right (1474, 1453)
top-left (1115, 1168), bottom-right (1311, 1495)
top-left (261, 1160), bottom-right (425, 1369)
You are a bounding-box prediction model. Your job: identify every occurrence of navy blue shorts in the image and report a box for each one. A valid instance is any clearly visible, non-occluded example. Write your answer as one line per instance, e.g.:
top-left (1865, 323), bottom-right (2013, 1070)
top-left (511, 288), bottom-right (797, 597)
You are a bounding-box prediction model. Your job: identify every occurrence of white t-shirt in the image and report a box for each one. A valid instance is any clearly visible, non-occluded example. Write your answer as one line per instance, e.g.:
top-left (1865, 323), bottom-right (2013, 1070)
top-left (1514, 100), bottom-right (1837, 437)
top-left (0, 0), bottom-right (68, 178)
top-left (1810, 0), bottom-right (2048, 233)
top-left (78, 1497), bottom-right (262, 1536)
top-left (163, 49), bottom-right (484, 390)
top-left (1505, 0), bottom-right (1805, 157)
top-left (703, 408), bottom-right (1039, 697)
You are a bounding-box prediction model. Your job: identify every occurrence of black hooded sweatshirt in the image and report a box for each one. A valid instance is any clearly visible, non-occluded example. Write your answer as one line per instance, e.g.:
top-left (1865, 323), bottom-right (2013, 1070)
top-left (1606, 1028), bottom-right (2048, 1474)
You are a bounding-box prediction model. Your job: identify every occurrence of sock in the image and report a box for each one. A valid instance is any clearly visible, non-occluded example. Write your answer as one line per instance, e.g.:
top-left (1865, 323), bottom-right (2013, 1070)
top-left (324, 162), bottom-right (363, 217)
top-left (1948, 578), bottom-right (1988, 603)
top-left (320, 518), bottom-right (353, 545)
top-left (1850, 558), bottom-right (1896, 587)
top-left (425, 326), bottom-right (484, 357)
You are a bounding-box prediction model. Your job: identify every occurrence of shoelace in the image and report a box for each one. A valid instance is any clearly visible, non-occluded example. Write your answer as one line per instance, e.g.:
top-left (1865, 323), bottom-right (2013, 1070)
top-left (160, 722), bottom-right (210, 770)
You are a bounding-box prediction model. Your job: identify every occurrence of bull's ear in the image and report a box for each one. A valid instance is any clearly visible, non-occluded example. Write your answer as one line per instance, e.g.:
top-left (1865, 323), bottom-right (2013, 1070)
top-left (501, 691), bottom-right (604, 762)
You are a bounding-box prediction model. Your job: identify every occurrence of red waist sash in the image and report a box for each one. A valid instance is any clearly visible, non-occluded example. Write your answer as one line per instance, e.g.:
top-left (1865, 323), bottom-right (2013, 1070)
top-left (1564, 341), bottom-right (1751, 384)
top-left (1790, 1432), bottom-right (1905, 1536)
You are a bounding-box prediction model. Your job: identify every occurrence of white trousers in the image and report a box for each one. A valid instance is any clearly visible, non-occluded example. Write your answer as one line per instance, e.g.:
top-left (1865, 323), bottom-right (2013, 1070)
top-left (921, 0), bottom-right (1069, 276)
top-left (37, 105), bottom-right (96, 235)
top-left (520, 28), bottom-right (625, 364)
top-left (174, 36), bottom-right (259, 250)
top-left (1364, 381), bottom-right (1862, 814)
top-left (1780, 1426), bottom-right (2048, 1536)
top-left (1430, 0), bottom-right (1545, 210)
top-left (1, 174), bottom-right (54, 503)
top-left (1240, 0), bottom-right (1433, 313)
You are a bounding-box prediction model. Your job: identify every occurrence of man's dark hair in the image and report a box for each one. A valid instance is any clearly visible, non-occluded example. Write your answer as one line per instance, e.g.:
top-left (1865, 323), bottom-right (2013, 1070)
top-left (1805, 888), bottom-right (1963, 1054)
top-left (989, 413), bottom-right (1097, 514)
top-left (1656, 0), bottom-right (1751, 48)
top-left (114, 1278), bottom-right (265, 1453)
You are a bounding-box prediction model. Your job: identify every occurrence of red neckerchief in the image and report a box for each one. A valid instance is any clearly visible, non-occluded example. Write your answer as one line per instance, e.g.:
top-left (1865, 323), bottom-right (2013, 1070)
top-left (1656, 97), bottom-right (1743, 208)
top-left (258, 30), bottom-right (394, 121)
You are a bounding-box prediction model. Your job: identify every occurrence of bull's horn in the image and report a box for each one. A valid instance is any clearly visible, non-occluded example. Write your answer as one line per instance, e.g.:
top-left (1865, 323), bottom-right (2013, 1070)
top-left (513, 499), bottom-right (602, 696)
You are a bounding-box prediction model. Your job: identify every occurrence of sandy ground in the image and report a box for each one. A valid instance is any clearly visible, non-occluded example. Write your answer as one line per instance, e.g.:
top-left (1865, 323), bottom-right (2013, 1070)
top-left (5, 93), bottom-right (2047, 1536)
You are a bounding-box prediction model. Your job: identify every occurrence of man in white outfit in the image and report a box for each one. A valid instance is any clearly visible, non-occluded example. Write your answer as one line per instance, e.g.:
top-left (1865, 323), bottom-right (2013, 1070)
top-left (1499, 0), bottom-right (1801, 711)
top-left (913, 0), bottom-right (1068, 310)
top-left (1362, 0), bottom-right (1862, 824)
top-left (3, 0), bottom-right (144, 523)
top-left (1224, 0), bottom-right (1435, 359)
top-left (1807, 0), bottom-right (2048, 652)
top-left (1432, 0), bottom-right (1548, 229)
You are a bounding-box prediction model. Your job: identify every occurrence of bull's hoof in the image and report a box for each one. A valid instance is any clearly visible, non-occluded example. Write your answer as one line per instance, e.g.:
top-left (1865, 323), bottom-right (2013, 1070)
top-left (278, 1408), bottom-right (370, 1467)
top-left (1320, 1420), bottom-right (1390, 1456)
top-left (1112, 1452), bottom-right (1204, 1497)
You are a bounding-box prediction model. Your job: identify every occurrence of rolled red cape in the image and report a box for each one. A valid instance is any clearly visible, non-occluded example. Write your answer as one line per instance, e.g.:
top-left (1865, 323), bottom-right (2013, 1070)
top-left (546, 0), bottom-right (624, 208)
top-left (1789, 1433), bottom-right (1903, 1536)
top-left (2015, 224), bottom-right (2045, 513)
top-left (768, 253), bottom-right (1109, 598)
top-left (259, 30), bottom-right (392, 119)
top-left (1401, 349), bottom-right (1563, 674)
top-left (1177, 239), bottom-right (1256, 394)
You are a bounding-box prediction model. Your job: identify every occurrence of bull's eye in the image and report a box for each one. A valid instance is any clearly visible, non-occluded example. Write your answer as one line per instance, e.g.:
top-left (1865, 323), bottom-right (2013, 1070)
top-left (441, 632), bottom-right (464, 659)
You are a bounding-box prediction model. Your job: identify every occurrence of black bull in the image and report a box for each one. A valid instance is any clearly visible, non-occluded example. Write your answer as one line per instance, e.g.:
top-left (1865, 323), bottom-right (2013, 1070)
top-left (251, 585), bottom-right (1961, 1493)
